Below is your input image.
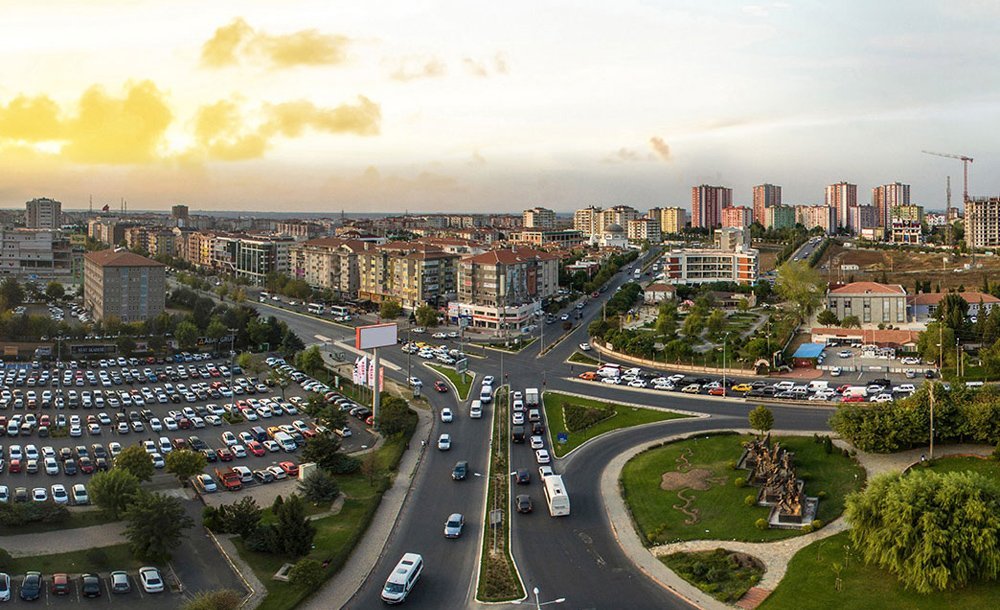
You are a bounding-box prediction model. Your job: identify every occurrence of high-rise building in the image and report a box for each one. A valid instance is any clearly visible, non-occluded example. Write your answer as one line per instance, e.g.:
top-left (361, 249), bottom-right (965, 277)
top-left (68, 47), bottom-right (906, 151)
top-left (83, 249), bottom-right (166, 323)
top-left (655, 207), bottom-right (686, 234)
top-left (626, 218), bottom-right (661, 243)
top-left (848, 205), bottom-right (878, 232)
top-left (573, 206), bottom-right (602, 236)
top-left (25, 197), bottom-right (62, 229)
top-left (796, 205), bottom-right (835, 235)
top-left (763, 205), bottom-right (795, 230)
top-left (691, 185), bottom-right (732, 229)
top-left (752, 184), bottom-right (781, 225)
top-left (171, 204), bottom-right (189, 222)
top-left (872, 183), bottom-right (910, 228)
top-left (825, 182), bottom-right (857, 230)
top-left (965, 197), bottom-right (1000, 249)
top-left (522, 207), bottom-right (556, 230)
top-left (721, 206), bottom-right (753, 229)
top-left (600, 205), bottom-right (640, 232)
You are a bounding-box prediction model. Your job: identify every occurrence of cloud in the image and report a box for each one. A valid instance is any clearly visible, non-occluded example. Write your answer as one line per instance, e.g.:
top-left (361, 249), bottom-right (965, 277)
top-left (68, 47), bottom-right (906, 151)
top-left (0, 80), bottom-right (173, 164)
top-left (648, 136), bottom-right (672, 161)
top-left (390, 56), bottom-right (446, 81)
top-left (201, 18), bottom-right (351, 68)
top-left (262, 96), bottom-right (381, 138)
top-left (463, 53), bottom-right (509, 77)
top-left (192, 99), bottom-right (267, 161)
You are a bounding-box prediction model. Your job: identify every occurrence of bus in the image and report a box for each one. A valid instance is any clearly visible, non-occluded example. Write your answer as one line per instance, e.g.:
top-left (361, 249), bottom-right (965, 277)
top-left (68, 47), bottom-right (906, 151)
top-left (329, 305), bottom-right (350, 319)
top-left (307, 303), bottom-right (325, 314)
top-left (543, 474), bottom-right (571, 516)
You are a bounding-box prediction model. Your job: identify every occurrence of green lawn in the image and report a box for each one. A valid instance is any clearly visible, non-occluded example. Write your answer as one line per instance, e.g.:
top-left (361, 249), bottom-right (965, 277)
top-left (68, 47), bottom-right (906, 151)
top-left (761, 530), bottom-right (1000, 610)
top-left (4, 543), bottom-right (139, 575)
top-left (484, 337), bottom-right (537, 353)
top-left (0, 509), bottom-right (118, 535)
top-left (426, 363), bottom-right (474, 400)
top-left (235, 434), bottom-right (409, 610)
top-left (568, 352), bottom-right (600, 365)
top-left (927, 455), bottom-right (1000, 476)
top-left (543, 391), bottom-right (689, 458)
top-left (621, 434), bottom-right (865, 544)
top-left (662, 548), bottom-right (764, 603)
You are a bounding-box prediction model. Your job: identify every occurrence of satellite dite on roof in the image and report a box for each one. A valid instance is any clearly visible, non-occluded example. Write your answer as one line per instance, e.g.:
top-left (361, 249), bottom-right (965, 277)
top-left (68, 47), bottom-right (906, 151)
top-left (355, 323), bottom-right (399, 427)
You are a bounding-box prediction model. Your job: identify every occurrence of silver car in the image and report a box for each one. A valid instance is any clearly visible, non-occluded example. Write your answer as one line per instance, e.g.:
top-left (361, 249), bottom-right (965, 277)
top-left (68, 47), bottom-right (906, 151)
top-left (444, 513), bottom-right (464, 538)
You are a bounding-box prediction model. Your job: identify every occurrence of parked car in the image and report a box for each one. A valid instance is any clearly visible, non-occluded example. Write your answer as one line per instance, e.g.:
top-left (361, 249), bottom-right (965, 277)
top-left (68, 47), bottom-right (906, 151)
top-left (139, 567), bottom-right (164, 593)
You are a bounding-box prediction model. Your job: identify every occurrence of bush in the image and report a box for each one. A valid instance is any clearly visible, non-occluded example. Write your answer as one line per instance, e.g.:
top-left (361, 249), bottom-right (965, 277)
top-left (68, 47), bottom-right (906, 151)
top-left (85, 548), bottom-right (110, 569)
top-left (244, 524), bottom-right (280, 553)
top-left (0, 548), bottom-right (12, 571)
top-left (755, 518), bottom-right (768, 530)
top-left (564, 403), bottom-right (613, 432)
top-left (288, 558), bottom-right (325, 589)
top-left (734, 477), bottom-right (746, 488)
top-left (811, 519), bottom-right (824, 529)
top-left (744, 495), bottom-right (757, 507)
top-left (801, 524), bottom-right (814, 533)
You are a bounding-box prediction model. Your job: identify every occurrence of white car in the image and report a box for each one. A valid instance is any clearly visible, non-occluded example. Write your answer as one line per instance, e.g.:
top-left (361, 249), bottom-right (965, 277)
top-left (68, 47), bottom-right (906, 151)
top-left (440, 408), bottom-right (453, 423)
top-left (195, 474), bottom-right (217, 493)
top-left (530, 436), bottom-right (544, 449)
top-left (71, 484), bottom-right (89, 505)
top-left (538, 465), bottom-right (554, 478)
top-left (32, 487), bottom-right (48, 502)
top-left (578, 343), bottom-right (592, 351)
top-left (437, 434), bottom-right (452, 450)
top-left (408, 376), bottom-right (423, 388)
top-left (602, 377), bottom-right (621, 385)
top-left (50, 484), bottom-right (69, 505)
top-left (535, 449), bottom-right (551, 464)
top-left (470, 404), bottom-right (482, 418)
top-left (138, 567), bottom-right (164, 593)
top-left (44, 457), bottom-right (60, 475)
top-left (512, 412), bottom-right (525, 425)
top-left (627, 379), bottom-right (647, 388)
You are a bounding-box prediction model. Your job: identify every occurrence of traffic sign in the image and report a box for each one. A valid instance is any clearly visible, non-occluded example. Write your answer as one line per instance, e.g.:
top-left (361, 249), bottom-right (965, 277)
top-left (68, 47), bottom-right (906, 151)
top-left (557, 432), bottom-right (569, 444)
top-left (455, 358), bottom-right (469, 374)
top-left (489, 509), bottom-right (503, 526)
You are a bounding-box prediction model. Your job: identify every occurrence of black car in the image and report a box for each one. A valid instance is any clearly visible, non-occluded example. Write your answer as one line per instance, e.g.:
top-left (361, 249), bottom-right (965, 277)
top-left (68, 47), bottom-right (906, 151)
top-left (452, 461), bottom-right (468, 481)
top-left (63, 458), bottom-right (78, 475)
top-left (81, 573), bottom-right (101, 598)
top-left (201, 449), bottom-right (218, 463)
top-left (20, 572), bottom-right (42, 601)
top-left (515, 469), bottom-right (530, 484)
top-left (515, 494), bottom-right (533, 514)
top-left (924, 370), bottom-right (936, 379)
top-left (531, 421), bottom-right (545, 435)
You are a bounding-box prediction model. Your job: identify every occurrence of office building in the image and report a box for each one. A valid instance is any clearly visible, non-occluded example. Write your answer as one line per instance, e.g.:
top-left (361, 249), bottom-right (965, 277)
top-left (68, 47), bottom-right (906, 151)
top-left (825, 182), bottom-right (857, 230)
top-left (890, 220), bottom-right (923, 244)
top-left (826, 281), bottom-right (907, 326)
top-left (964, 197), bottom-right (1000, 249)
top-left (0, 229), bottom-right (79, 279)
top-left (626, 218), bottom-right (661, 243)
top-left (453, 247), bottom-right (559, 330)
top-left (691, 185), bottom-right (732, 229)
top-left (83, 249), bottom-right (166, 323)
top-left (25, 198), bottom-right (62, 229)
top-left (752, 184), bottom-right (781, 225)
top-left (721, 206), bottom-right (753, 229)
top-left (522, 207), bottom-right (556, 230)
top-left (796, 205), bottom-right (835, 234)
top-left (763, 205), bottom-right (795, 230)
top-left (872, 183), bottom-right (910, 228)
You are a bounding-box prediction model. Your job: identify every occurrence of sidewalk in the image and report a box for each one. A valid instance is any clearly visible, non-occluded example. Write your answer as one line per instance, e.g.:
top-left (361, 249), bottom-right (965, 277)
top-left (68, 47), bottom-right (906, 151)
top-left (5, 522), bottom-right (126, 557)
top-left (299, 405), bottom-right (433, 610)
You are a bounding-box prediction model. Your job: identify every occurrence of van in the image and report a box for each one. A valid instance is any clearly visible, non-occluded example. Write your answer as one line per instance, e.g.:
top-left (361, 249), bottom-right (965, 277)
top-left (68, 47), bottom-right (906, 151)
top-left (381, 553), bottom-right (423, 604)
top-left (469, 400), bottom-right (482, 419)
top-left (250, 426), bottom-right (267, 442)
top-left (512, 425), bottom-right (525, 443)
top-left (843, 386), bottom-right (868, 398)
top-left (479, 386), bottom-right (493, 404)
top-left (807, 380), bottom-right (829, 392)
top-left (273, 431), bottom-right (297, 452)
top-left (596, 364), bottom-right (621, 378)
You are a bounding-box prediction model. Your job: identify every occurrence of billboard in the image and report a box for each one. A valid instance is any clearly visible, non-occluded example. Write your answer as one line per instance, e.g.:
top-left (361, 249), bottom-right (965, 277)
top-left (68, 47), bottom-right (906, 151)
top-left (355, 323), bottom-right (398, 349)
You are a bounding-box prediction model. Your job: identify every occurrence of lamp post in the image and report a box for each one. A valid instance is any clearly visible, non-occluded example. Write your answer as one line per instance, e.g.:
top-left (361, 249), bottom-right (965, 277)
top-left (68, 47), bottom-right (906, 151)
top-left (512, 586), bottom-right (566, 610)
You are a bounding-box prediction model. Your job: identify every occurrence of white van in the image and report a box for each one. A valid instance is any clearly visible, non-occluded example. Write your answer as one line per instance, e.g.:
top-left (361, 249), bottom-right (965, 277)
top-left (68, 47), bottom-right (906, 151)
top-left (807, 380), bottom-right (829, 392)
top-left (273, 431), bottom-right (297, 452)
top-left (469, 400), bottom-right (483, 419)
top-left (596, 364), bottom-right (621, 378)
top-left (479, 385), bottom-right (493, 404)
top-left (381, 553), bottom-right (424, 604)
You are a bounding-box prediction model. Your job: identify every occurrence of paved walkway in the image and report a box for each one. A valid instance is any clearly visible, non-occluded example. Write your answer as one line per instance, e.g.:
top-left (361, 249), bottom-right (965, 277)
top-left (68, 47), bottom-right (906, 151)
top-left (6, 522), bottom-right (126, 557)
top-left (601, 428), bottom-right (996, 609)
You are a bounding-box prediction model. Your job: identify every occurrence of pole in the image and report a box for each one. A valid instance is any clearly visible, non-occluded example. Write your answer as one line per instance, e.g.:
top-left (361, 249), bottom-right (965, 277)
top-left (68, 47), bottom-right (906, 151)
top-left (929, 384), bottom-right (935, 460)
top-left (723, 333), bottom-right (728, 392)
top-left (372, 347), bottom-right (381, 427)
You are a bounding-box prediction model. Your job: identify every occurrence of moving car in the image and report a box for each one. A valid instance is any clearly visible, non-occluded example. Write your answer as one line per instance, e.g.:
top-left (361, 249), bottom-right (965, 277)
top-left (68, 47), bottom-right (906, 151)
top-left (452, 461), bottom-right (468, 481)
top-left (515, 494), bottom-right (533, 513)
top-left (579, 343), bottom-right (592, 351)
top-left (437, 434), bottom-right (452, 451)
top-left (434, 380), bottom-right (448, 393)
top-left (440, 408), bottom-right (453, 423)
top-left (535, 449), bottom-right (551, 464)
top-left (443, 513), bottom-right (464, 538)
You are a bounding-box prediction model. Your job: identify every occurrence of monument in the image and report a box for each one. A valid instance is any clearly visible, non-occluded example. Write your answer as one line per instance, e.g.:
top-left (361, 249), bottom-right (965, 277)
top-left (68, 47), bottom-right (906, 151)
top-left (737, 435), bottom-right (818, 529)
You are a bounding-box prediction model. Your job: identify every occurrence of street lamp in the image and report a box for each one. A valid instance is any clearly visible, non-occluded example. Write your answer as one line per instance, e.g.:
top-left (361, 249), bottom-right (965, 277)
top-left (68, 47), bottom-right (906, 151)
top-left (723, 332), bottom-right (730, 393)
top-left (512, 586), bottom-right (566, 610)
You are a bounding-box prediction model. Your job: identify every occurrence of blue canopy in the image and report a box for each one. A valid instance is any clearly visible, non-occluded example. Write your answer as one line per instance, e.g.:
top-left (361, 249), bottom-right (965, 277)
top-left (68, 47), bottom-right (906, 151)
top-left (792, 343), bottom-right (825, 359)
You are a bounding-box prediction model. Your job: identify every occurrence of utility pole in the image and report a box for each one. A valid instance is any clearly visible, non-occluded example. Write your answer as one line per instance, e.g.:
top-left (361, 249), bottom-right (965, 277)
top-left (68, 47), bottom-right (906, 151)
top-left (929, 384), bottom-right (935, 460)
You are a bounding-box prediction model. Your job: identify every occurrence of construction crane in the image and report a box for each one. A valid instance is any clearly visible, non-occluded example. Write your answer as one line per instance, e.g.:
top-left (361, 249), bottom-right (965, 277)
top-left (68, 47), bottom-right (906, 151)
top-left (922, 150), bottom-right (974, 201)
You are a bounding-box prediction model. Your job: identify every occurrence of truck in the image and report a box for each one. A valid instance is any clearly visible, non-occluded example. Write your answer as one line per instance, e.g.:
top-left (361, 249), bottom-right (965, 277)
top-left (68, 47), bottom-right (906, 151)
top-left (214, 467), bottom-right (242, 491)
top-left (525, 388), bottom-right (540, 409)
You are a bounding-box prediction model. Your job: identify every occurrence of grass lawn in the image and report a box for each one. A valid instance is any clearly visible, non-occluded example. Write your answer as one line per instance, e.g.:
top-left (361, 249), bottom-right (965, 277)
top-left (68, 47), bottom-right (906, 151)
top-left (234, 434), bottom-right (409, 610)
top-left (568, 352), bottom-right (600, 365)
top-left (621, 434), bottom-right (865, 544)
top-left (426, 363), bottom-right (474, 400)
top-left (0, 509), bottom-right (118, 535)
top-left (662, 548), bottom-right (764, 603)
top-left (542, 391), bottom-right (689, 458)
top-left (927, 455), bottom-right (1000, 476)
top-left (484, 337), bottom-right (536, 353)
top-left (4, 543), bottom-right (139, 574)
top-left (760, 530), bottom-right (1000, 610)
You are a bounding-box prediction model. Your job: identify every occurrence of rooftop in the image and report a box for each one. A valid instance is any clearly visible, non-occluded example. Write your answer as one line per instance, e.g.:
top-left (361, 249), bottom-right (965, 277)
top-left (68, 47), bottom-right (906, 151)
top-left (84, 249), bottom-right (165, 268)
top-left (908, 291), bottom-right (1000, 306)
top-left (828, 281), bottom-right (906, 296)
top-left (462, 247), bottom-right (558, 265)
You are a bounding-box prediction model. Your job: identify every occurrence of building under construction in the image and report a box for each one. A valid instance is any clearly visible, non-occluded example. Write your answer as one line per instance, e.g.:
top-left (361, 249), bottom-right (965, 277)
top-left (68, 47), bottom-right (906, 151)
top-left (965, 196), bottom-right (1000, 249)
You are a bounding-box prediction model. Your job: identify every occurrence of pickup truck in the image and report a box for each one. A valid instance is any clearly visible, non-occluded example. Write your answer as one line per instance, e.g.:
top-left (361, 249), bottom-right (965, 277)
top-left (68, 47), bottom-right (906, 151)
top-left (214, 467), bottom-right (243, 491)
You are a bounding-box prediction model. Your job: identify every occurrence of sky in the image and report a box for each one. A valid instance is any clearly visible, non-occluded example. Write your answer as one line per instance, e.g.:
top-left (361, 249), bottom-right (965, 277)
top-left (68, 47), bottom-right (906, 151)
top-left (0, 0), bottom-right (998, 214)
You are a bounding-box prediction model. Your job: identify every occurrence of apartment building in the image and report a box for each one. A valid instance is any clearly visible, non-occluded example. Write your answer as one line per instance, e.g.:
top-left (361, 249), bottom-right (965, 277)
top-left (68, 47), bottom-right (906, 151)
top-left (890, 220), bottom-right (923, 244)
top-left (965, 197), bottom-right (1000, 249)
top-left (600, 206), bottom-right (640, 233)
top-left (626, 218), bottom-right (661, 243)
top-left (25, 198), bottom-right (62, 229)
top-left (574, 206), bottom-right (603, 236)
top-left (0, 229), bottom-right (80, 280)
top-left (691, 185), bottom-right (732, 229)
top-left (658, 207), bottom-right (686, 234)
top-left (358, 242), bottom-right (459, 310)
top-left (752, 184), bottom-right (781, 225)
top-left (661, 246), bottom-right (758, 285)
top-left (872, 182), bottom-right (910, 228)
top-left (796, 205), bottom-right (835, 234)
top-left (826, 281), bottom-right (907, 326)
top-left (288, 237), bottom-right (367, 298)
top-left (453, 247), bottom-right (559, 330)
top-left (825, 181), bottom-right (857, 230)
top-left (83, 249), bottom-right (165, 323)
top-left (848, 205), bottom-right (878, 233)
top-left (892, 205), bottom-right (924, 224)
top-left (721, 206), bottom-right (753, 229)
top-left (763, 205), bottom-right (795, 230)
top-left (522, 207), bottom-right (556, 229)
top-left (146, 231), bottom-right (176, 258)
top-left (510, 229), bottom-right (585, 248)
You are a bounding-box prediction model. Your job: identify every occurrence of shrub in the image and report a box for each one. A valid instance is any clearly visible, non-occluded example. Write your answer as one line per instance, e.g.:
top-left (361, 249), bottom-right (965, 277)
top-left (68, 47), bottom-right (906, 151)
top-left (734, 477), bottom-right (746, 488)
top-left (744, 495), bottom-right (756, 507)
top-left (755, 518), bottom-right (768, 530)
top-left (823, 436), bottom-right (834, 454)
top-left (85, 548), bottom-right (110, 569)
top-left (801, 524), bottom-right (814, 533)
top-left (811, 519), bottom-right (824, 529)
top-left (0, 548), bottom-right (12, 571)
top-left (564, 403), bottom-right (613, 432)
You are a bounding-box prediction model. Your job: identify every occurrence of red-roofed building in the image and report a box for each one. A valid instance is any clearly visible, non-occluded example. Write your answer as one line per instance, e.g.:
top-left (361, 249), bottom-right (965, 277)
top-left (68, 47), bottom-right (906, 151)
top-left (288, 237), bottom-right (369, 298)
top-left (358, 242), bottom-right (459, 310)
top-left (908, 291), bottom-right (1000, 322)
top-left (83, 249), bottom-right (165, 322)
top-left (452, 247), bottom-right (559, 330)
top-left (825, 281), bottom-right (907, 326)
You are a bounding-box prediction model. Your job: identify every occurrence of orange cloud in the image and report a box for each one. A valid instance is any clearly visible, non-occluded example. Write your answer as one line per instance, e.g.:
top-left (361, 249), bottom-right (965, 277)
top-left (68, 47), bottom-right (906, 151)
top-left (0, 95), bottom-right (62, 140)
top-left (649, 136), bottom-right (672, 161)
top-left (202, 18), bottom-right (350, 68)
top-left (262, 96), bottom-right (381, 137)
top-left (390, 57), bottom-right (446, 81)
top-left (193, 100), bottom-right (268, 161)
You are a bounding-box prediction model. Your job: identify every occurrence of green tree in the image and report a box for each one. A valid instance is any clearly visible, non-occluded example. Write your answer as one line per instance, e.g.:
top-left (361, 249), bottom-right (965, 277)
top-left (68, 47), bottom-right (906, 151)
top-left (0, 277), bottom-right (25, 312)
top-left (223, 497), bottom-right (262, 538)
top-left (175, 321), bottom-right (200, 350)
top-left (295, 345), bottom-right (325, 377)
top-left (775, 261), bottom-right (824, 317)
top-left (748, 405), bottom-right (774, 436)
top-left (846, 470), bottom-right (1000, 593)
top-left (206, 318), bottom-right (228, 349)
top-left (917, 322), bottom-right (956, 367)
top-left (654, 303), bottom-right (677, 336)
top-left (298, 469), bottom-right (340, 504)
top-left (114, 444), bottom-right (155, 482)
top-left (378, 395), bottom-right (417, 436)
top-left (705, 309), bottom-right (726, 337)
top-left (840, 314), bottom-right (861, 328)
top-left (236, 352), bottom-right (266, 376)
top-left (116, 335), bottom-right (137, 357)
top-left (268, 367), bottom-right (292, 399)
top-left (300, 433), bottom-right (354, 473)
top-left (288, 558), bottom-right (325, 589)
top-left (415, 304), bottom-right (439, 328)
top-left (123, 492), bottom-right (195, 562)
top-left (682, 312), bottom-right (704, 337)
top-left (88, 469), bottom-right (141, 519)
top-left (379, 300), bottom-right (402, 320)
top-left (165, 449), bottom-right (208, 485)
top-left (45, 281), bottom-right (65, 301)
top-left (937, 293), bottom-right (970, 332)
top-left (816, 309), bottom-right (840, 326)
top-left (279, 330), bottom-right (305, 358)
top-left (273, 494), bottom-right (315, 557)
top-left (181, 589), bottom-right (243, 610)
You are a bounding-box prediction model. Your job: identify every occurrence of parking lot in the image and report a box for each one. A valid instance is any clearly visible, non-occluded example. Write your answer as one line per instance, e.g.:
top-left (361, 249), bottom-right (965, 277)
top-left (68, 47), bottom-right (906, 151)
top-left (0, 569), bottom-right (185, 607)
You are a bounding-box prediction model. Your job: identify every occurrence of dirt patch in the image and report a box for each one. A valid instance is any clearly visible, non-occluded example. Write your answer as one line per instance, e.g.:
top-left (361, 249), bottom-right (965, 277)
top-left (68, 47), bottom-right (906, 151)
top-left (660, 468), bottom-right (717, 491)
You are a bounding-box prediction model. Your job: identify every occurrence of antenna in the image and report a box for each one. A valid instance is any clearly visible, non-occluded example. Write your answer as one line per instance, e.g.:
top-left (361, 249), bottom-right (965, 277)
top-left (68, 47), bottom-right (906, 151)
top-left (89, 195), bottom-right (93, 214)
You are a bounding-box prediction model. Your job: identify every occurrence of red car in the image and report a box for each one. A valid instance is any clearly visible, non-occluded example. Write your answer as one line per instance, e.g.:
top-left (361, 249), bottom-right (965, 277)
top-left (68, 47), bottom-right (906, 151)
top-left (842, 395), bottom-right (865, 403)
top-left (9, 459), bottom-right (21, 473)
top-left (51, 573), bottom-right (70, 595)
top-left (707, 387), bottom-right (725, 396)
top-left (78, 457), bottom-right (96, 474)
top-left (279, 461), bottom-right (299, 477)
top-left (434, 381), bottom-right (448, 393)
top-left (247, 441), bottom-right (265, 457)
top-left (216, 447), bottom-right (234, 462)
top-left (178, 417), bottom-right (192, 429)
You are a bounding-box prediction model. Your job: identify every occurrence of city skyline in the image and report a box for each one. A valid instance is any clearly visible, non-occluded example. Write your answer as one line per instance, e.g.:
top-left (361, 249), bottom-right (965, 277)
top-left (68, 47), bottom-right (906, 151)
top-left (1, 1), bottom-right (999, 212)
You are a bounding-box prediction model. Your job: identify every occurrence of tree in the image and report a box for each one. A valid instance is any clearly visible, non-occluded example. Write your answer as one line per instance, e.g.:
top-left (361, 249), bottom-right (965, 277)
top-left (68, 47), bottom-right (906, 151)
top-left (123, 492), bottom-right (195, 562)
top-left (175, 321), bottom-right (199, 350)
top-left (88, 469), bottom-right (141, 519)
top-left (748, 405), bottom-right (774, 436)
top-left (0, 277), bottom-right (24, 312)
top-left (380, 300), bottom-right (402, 320)
top-left (45, 281), bottom-right (65, 301)
top-left (846, 470), bottom-right (1000, 593)
top-left (295, 345), bottom-right (325, 377)
top-left (114, 445), bottom-right (155, 482)
top-left (288, 558), bottom-right (325, 589)
top-left (917, 322), bottom-right (956, 367)
top-left (165, 450), bottom-right (208, 485)
top-left (273, 494), bottom-right (315, 557)
top-left (361, 450), bottom-right (380, 487)
top-left (415, 304), bottom-right (439, 328)
top-left (298, 469), bottom-right (340, 504)
top-left (301, 433), bottom-right (349, 472)
top-left (181, 589), bottom-right (243, 610)
top-left (775, 261), bottom-right (824, 317)
top-left (840, 315), bottom-right (861, 328)
top-left (206, 318), bottom-right (228, 349)
top-left (225, 497), bottom-right (263, 538)
top-left (279, 330), bottom-right (305, 358)
top-left (937, 293), bottom-right (970, 332)
top-left (268, 367), bottom-right (292, 399)
top-left (116, 335), bottom-right (137, 357)
top-left (816, 310), bottom-right (840, 326)
top-left (682, 312), bottom-right (704, 338)
top-left (236, 352), bottom-right (266, 376)
top-left (706, 309), bottom-right (727, 337)
top-left (379, 396), bottom-right (417, 436)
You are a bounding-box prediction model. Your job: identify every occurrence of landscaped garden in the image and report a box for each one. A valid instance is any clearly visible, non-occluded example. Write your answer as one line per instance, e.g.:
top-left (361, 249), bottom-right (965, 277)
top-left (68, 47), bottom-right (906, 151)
top-left (621, 433), bottom-right (865, 544)
top-left (542, 391), bottom-right (689, 458)
top-left (662, 548), bottom-right (764, 604)
top-left (426, 363), bottom-right (474, 400)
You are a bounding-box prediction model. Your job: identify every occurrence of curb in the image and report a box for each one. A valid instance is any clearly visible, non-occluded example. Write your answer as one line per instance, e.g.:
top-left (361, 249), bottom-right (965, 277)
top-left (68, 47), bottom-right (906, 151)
top-left (205, 527), bottom-right (261, 609)
top-left (421, 361), bottom-right (477, 403)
